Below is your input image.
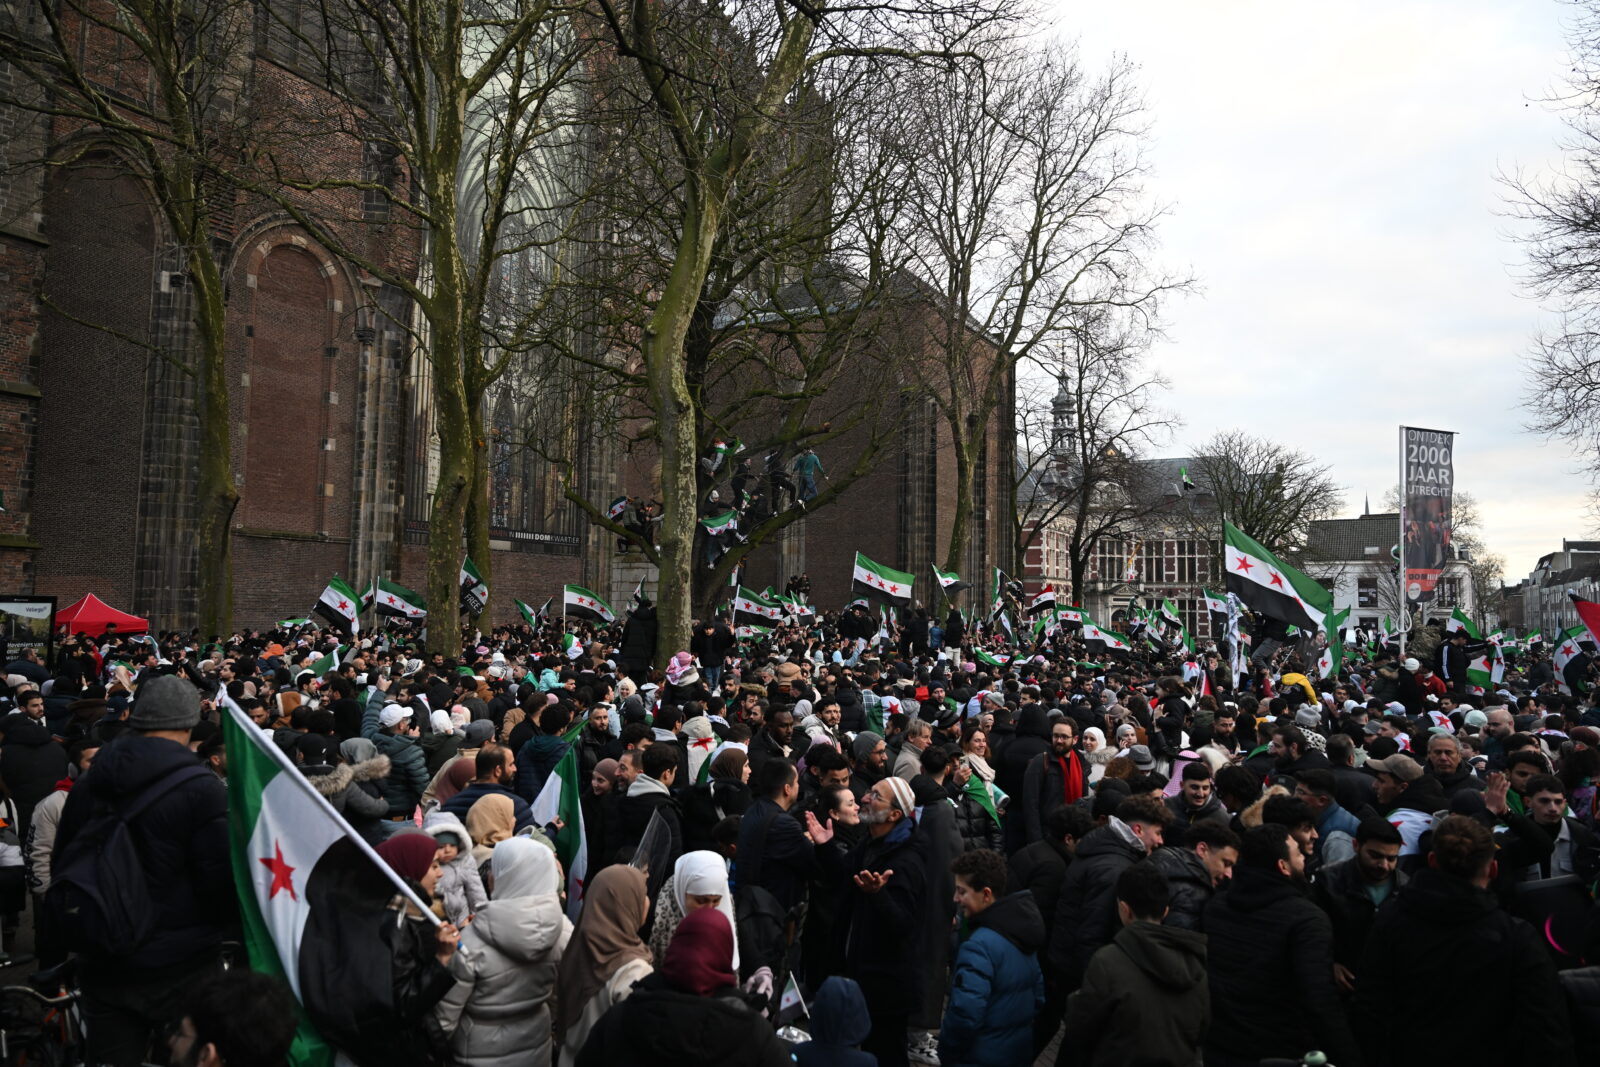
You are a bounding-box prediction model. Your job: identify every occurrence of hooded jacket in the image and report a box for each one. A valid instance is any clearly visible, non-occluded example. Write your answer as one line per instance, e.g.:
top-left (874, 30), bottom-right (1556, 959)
top-left (304, 756), bottom-right (392, 844)
top-left (1060, 920), bottom-right (1209, 1067)
top-left (1312, 854), bottom-right (1406, 973)
top-left (435, 840), bottom-right (573, 1067)
top-left (1049, 821), bottom-right (1144, 989)
top-left (1006, 837), bottom-right (1071, 942)
top-left (1203, 865), bottom-right (1358, 1066)
top-left (1356, 868), bottom-right (1573, 1067)
top-left (793, 975), bottom-right (874, 1067)
top-left (940, 891), bottom-right (1046, 1067)
top-left (51, 734), bottom-right (233, 974)
top-left (1146, 846), bottom-right (1215, 933)
top-left (996, 705), bottom-right (1050, 803)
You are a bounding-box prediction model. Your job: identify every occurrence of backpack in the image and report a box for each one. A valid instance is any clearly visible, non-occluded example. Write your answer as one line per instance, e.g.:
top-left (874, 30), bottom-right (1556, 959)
top-left (46, 764), bottom-right (211, 956)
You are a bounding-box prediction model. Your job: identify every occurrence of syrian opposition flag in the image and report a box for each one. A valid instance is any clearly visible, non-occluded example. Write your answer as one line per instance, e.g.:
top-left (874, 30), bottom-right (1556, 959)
top-left (607, 495), bottom-right (629, 520)
top-left (932, 566), bottom-right (971, 596)
top-left (1081, 617), bottom-right (1132, 653)
top-left (700, 510), bottom-right (740, 536)
top-left (459, 556), bottom-right (489, 615)
top-left (1466, 631), bottom-right (1505, 689)
top-left (733, 587), bottom-right (784, 629)
top-left (516, 599), bottom-right (540, 627)
top-left (358, 580), bottom-right (375, 612)
top-left (1555, 625), bottom-right (1590, 694)
top-left (1028, 586), bottom-right (1058, 617)
top-left (1445, 606), bottom-right (1481, 639)
top-left (223, 701), bottom-right (437, 1067)
top-left (563, 584), bottom-right (615, 624)
top-left (1317, 607), bottom-right (1352, 680)
top-left (989, 567), bottom-right (1006, 618)
top-left (776, 593), bottom-right (815, 623)
top-left (308, 644), bottom-right (346, 677)
top-left (1202, 588), bottom-right (1228, 616)
top-left (963, 768), bottom-right (1008, 828)
top-left (373, 579), bottom-right (427, 619)
top-left (314, 577), bottom-right (361, 637)
top-left (277, 616), bottom-right (312, 630)
top-left (975, 648), bottom-right (1011, 668)
top-left (1059, 607), bottom-right (1084, 624)
top-left (1569, 593), bottom-right (1600, 647)
top-left (852, 552), bottom-right (915, 608)
top-left (528, 746), bottom-right (587, 920)
top-left (735, 624), bottom-right (774, 639)
top-left (775, 973), bottom-right (809, 1026)
top-left (1222, 522), bottom-right (1331, 632)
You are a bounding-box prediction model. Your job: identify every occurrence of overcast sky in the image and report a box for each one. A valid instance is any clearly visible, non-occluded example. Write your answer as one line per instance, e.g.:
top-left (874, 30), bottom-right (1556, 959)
top-left (1058, 0), bottom-right (1580, 579)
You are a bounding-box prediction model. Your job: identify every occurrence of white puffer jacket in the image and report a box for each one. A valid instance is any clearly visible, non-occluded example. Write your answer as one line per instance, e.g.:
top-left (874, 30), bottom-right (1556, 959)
top-left (435, 838), bottom-right (572, 1067)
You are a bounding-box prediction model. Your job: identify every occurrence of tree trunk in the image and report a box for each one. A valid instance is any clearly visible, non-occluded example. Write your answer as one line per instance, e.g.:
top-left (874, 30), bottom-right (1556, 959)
top-left (943, 429), bottom-right (975, 577)
top-left (192, 258), bottom-right (237, 638)
top-left (648, 197), bottom-right (722, 665)
top-left (428, 351), bottom-right (474, 655)
top-left (464, 385), bottom-right (491, 625)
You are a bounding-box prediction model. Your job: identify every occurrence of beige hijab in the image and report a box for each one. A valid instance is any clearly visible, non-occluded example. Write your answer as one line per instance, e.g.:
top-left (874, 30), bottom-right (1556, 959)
top-left (464, 793), bottom-right (516, 865)
top-left (555, 865), bottom-right (652, 1037)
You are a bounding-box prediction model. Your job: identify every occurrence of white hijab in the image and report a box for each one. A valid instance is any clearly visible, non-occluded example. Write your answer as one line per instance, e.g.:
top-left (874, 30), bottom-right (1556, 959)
top-left (491, 836), bottom-right (561, 900)
top-left (672, 850), bottom-right (739, 971)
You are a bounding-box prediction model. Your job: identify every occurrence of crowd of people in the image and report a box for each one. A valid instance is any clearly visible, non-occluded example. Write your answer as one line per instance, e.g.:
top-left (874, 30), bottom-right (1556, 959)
top-left (1, 595), bottom-right (1598, 1066)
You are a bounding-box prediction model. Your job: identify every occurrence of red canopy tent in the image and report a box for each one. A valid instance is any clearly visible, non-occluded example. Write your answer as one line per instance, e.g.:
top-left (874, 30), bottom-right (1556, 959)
top-left (54, 593), bottom-right (149, 635)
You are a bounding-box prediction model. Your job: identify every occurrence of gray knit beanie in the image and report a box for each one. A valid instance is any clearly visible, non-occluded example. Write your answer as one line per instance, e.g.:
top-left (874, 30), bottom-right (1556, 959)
top-left (127, 674), bottom-right (201, 732)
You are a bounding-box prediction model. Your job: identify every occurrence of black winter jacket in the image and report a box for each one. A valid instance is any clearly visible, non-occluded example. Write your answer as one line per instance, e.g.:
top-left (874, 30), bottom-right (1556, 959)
top-left (1204, 865), bottom-right (1358, 1066)
top-left (617, 604), bottom-right (659, 674)
top-left (1312, 855), bottom-right (1405, 972)
top-left (0, 712), bottom-right (66, 815)
top-left (1146, 846), bottom-right (1214, 933)
top-left (830, 820), bottom-right (929, 1013)
top-left (996, 707), bottom-right (1050, 807)
top-left (1007, 838), bottom-right (1070, 941)
top-left (1357, 868), bottom-right (1573, 1067)
top-left (1060, 920), bottom-right (1209, 1067)
top-left (1048, 823), bottom-right (1143, 989)
top-left (576, 973), bottom-right (791, 1067)
top-left (952, 781), bottom-right (1004, 852)
top-left (52, 734), bottom-right (233, 974)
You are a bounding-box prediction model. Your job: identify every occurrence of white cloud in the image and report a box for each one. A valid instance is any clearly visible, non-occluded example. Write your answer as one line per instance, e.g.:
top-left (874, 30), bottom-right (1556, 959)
top-left (1053, 0), bottom-right (1584, 580)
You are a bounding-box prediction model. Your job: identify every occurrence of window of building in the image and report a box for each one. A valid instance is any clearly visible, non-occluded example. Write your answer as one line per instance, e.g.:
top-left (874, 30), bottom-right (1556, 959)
top-left (1357, 577), bottom-right (1379, 608)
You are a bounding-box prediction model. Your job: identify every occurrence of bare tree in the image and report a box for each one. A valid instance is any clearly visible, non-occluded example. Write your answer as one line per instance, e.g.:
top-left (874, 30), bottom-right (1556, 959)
top-left (893, 37), bottom-right (1187, 583)
top-left (1020, 307), bottom-right (1176, 605)
top-left (0, 0), bottom-right (260, 633)
top-left (237, 0), bottom-right (591, 643)
top-left (569, 0), bottom-right (1025, 655)
top-left (1505, 2), bottom-right (1600, 478)
top-left (1195, 430), bottom-right (1343, 561)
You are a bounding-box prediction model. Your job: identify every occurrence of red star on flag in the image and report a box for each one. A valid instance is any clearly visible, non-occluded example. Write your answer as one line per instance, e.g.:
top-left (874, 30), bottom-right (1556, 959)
top-left (260, 841), bottom-right (297, 901)
top-left (336, 599), bottom-right (349, 611)
top-left (888, 584), bottom-right (899, 594)
top-left (1234, 557), bottom-right (1253, 574)
top-left (1268, 571), bottom-right (1285, 588)
top-left (386, 595), bottom-right (397, 604)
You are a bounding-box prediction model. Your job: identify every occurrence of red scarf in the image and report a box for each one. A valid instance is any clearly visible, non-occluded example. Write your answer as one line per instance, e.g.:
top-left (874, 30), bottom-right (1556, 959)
top-left (1056, 751), bottom-right (1085, 806)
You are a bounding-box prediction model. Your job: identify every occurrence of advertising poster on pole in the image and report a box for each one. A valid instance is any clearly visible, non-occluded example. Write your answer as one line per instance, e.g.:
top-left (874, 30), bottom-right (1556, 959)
top-left (1400, 427), bottom-right (1455, 605)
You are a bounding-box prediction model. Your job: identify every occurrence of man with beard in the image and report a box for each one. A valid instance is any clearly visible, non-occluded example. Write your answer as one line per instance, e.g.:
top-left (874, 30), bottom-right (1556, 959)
top-left (811, 776), bottom-right (928, 1067)
top-left (1203, 823), bottom-right (1358, 1067)
top-left (1313, 817), bottom-right (1404, 1001)
top-left (747, 706), bottom-right (794, 775)
top-left (1209, 706), bottom-right (1240, 755)
top-left (1022, 719), bottom-right (1089, 844)
top-left (573, 702), bottom-right (620, 786)
top-left (168, 970), bottom-right (296, 1067)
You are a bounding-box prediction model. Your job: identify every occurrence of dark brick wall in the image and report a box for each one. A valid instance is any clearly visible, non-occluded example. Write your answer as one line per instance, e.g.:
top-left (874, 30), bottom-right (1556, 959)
top-left (395, 544), bottom-right (584, 631)
top-left (32, 165), bottom-right (155, 608)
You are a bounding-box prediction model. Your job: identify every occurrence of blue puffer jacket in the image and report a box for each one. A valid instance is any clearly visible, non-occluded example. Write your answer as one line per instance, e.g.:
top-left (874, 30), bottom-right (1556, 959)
top-left (361, 689), bottom-right (429, 817)
top-left (940, 890), bottom-right (1047, 1067)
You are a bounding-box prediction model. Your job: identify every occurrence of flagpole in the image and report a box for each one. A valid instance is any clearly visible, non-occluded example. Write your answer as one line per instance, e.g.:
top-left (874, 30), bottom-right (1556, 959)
top-left (1397, 425), bottom-right (1407, 659)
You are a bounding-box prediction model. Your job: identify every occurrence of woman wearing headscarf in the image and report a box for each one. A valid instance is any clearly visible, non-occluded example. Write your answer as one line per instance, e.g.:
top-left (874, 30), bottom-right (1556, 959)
top-left (555, 866), bottom-right (654, 1067)
top-left (1081, 726), bottom-right (1114, 784)
top-left (369, 834), bottom-right (461, 1066)
top-left (583, 758), bottom-right (623, 878)
top-left (465, 792), bottom-right (517, 881)
top-left (647, 851), bottom-right (739, 970)
top-left (575, 909), bottom-right (791, 1067)
top-left (435, 837), bottom-right (573, 1067)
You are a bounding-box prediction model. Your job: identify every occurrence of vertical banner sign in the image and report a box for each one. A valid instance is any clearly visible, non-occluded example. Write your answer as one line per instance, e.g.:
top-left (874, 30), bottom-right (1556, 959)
top-left (1400, 427), bottom-right (1455, 605)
